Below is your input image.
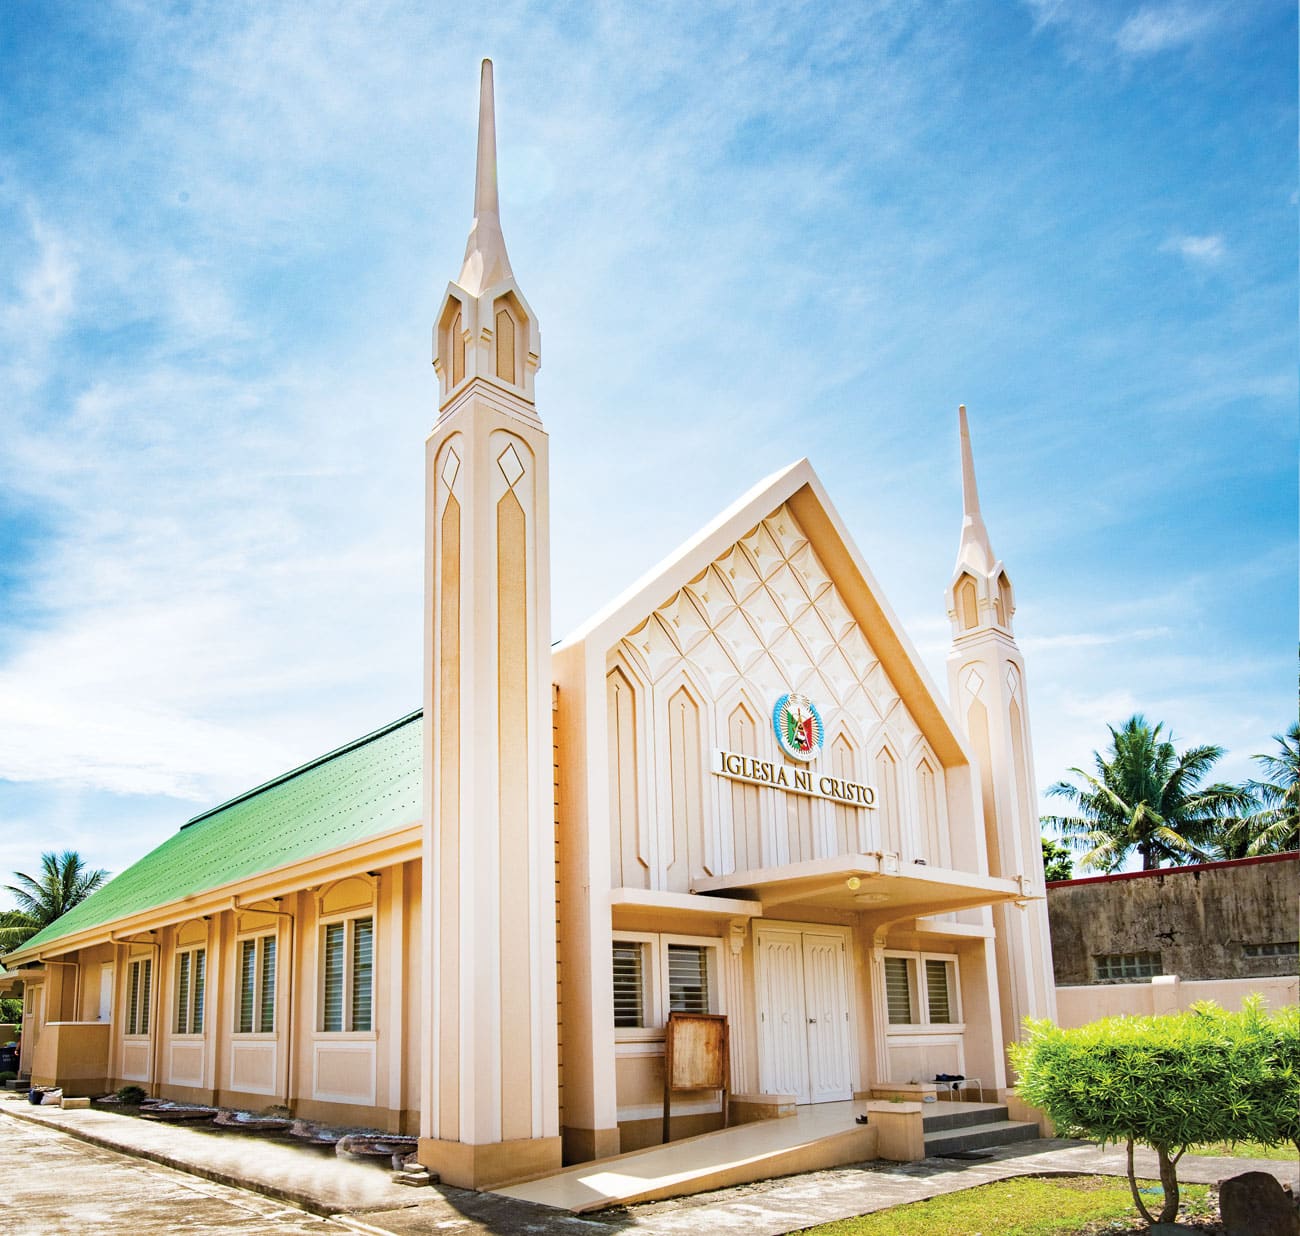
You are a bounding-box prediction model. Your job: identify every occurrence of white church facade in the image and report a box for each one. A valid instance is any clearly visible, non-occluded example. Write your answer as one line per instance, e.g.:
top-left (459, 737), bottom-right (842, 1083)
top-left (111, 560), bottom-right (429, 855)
top-left (4, 61), bottom-right (1056, 1191)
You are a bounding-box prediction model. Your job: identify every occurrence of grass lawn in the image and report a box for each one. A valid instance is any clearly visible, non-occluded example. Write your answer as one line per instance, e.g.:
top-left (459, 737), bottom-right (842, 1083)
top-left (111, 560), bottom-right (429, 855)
top-left (799, 1175), bottom-right (1213, 1236)
top-left (1188, 1139), bottom-right (1297, 1161)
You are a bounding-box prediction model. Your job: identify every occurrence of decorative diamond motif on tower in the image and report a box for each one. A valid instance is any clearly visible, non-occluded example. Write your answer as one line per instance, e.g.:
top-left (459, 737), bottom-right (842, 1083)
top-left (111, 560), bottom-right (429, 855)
top-left (497, 443), bottom-right (525, 487)
top-left (441, 446), bottom-right (461, 490)
top-left (963, 666), bottom-right (985, 697)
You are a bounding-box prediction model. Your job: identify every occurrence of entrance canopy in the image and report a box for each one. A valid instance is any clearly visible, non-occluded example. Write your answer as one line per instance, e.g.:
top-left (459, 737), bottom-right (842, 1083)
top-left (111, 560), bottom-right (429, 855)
top-left (690, 854), bottom-right (1031, 917)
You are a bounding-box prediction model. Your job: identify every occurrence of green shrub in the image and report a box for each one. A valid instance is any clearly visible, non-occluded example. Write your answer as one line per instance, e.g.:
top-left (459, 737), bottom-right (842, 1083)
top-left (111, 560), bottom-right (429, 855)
top-left (115, 1084), bottom-right (147, 1105)
top-left (0, 1071), bottom-right (15, 1084)
top-left (1010, 997), bottom-right (1299, 1226)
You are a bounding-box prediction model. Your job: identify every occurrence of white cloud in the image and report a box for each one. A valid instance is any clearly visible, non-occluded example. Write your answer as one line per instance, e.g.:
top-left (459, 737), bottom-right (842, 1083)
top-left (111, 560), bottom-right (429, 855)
top-left (1115, 4), bottom-right (1218, 56)
top-left (1162, 233), bottom-right (1226, 263)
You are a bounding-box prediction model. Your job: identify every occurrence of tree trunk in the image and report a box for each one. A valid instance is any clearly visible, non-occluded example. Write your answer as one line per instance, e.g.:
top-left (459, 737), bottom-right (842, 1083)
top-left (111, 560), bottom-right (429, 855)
top-left (1156, 1143), bottom-right (1181, 1224)
top-left (1126, 1139), bottom-right (1156, 1226)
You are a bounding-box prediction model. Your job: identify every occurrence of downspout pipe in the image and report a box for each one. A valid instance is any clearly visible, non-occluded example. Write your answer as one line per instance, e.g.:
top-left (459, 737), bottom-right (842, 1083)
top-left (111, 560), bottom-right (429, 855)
top-left (231, 895), bottom-right (296, 1111)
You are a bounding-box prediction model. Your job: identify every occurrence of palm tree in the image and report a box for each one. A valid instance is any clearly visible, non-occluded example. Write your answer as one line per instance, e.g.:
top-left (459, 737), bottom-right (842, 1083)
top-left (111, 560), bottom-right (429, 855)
top-left (0, 851), bottom-right (109, 953)
top-left (1217, 722), bottom-right (1300, 858)
top-left (1043, 715), bottom-right (1253, 872)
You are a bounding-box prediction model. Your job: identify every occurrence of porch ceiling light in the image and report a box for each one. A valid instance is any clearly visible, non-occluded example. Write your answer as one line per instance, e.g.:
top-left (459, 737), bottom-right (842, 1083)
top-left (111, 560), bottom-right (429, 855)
top-left (845, 876), bottom-right (862, 891)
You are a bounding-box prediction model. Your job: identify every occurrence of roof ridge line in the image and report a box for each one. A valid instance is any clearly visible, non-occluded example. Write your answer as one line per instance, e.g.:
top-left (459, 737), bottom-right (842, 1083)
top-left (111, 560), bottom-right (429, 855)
top-left (180, 707), bottom-right (424, 831)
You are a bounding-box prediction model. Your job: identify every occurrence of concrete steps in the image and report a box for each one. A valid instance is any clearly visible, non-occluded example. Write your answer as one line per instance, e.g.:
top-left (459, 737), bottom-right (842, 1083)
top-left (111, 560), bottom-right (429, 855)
top-left (923, 1103), bottom-right (1039, 1156)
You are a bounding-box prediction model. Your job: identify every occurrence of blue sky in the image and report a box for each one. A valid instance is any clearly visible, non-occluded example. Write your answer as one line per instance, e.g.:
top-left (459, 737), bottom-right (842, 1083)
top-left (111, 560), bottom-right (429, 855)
top-left (0, 0), bottom-right (1294, 889)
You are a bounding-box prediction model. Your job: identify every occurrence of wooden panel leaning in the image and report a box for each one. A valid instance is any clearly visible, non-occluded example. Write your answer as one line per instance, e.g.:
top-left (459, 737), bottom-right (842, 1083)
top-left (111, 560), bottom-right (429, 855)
top-left (662, 1011), bottom-right (730, 1144)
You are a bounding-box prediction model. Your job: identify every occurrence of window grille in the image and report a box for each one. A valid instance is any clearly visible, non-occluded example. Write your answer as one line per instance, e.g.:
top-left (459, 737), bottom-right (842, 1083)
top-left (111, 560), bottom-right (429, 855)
top-left (668, 944), bottom-right (709, 1014)
top-left (175, 948), bottom-right (206, 1035)
top-left (126, 958), bottom-right (152, 1036)
top-left (1244, 941), bottom-right (1298, 959)
top-left (259, 937), bottom-right (276, 1033)
top-left (238, 940), bottom-right (256, 1033)
top-left (351, 918), bottom-right (373, 1032)
top-left (612, 941), bottom-right (644, 1028)
top-left (925, 959), bottom-right (954, 1023)
top-left (323, 923), bottom-right (345, 1032)
top-left (322, 917), bottom-right (373, 1032)
top-left (1094, 951), bottom-right (1161, 982)
top-left (238, 935), bottom-right (276, 1033)
top-left (885, 956), bottom-right (913, 1024)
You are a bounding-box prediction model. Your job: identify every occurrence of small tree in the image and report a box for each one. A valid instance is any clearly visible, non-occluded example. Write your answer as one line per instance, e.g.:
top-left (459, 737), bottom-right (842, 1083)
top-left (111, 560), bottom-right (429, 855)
top-left (1040, 834), bottom-right (1073, 881)
top-left (1011, 999), bottom-right (1295, 1226)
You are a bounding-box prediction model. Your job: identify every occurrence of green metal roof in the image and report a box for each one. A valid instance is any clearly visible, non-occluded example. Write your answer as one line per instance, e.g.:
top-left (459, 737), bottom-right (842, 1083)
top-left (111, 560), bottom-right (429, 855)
top-left (15, 711), bottom-right (423, 956)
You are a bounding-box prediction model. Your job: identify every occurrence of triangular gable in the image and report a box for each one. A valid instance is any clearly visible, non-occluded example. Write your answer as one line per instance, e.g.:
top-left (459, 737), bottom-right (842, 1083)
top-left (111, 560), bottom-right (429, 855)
top-left (559, 458), bottom-right (970, 768)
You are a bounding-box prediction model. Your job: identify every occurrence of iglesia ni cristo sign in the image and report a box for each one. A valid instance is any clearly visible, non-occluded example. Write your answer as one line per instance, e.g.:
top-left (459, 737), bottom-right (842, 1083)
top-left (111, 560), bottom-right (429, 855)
top-left (710, 692), bottom-right (878, 808)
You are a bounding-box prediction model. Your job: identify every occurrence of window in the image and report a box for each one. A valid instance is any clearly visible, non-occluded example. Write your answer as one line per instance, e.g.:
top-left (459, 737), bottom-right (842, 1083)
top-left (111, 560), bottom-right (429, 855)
top-left (126, 957), bottom-right (152, 1036)
top-left (237, 934), bottom-right (277, 1033)
top-left (612, 941), bottom-right (645, 1028)
top-left (1244, 941), bottom-right (1298, 959)
top-left (321, 916), bottom-right (374, 1032)
top-left (883, 952), bottom-right (960, 1027)
top-left (1094, 951), bottom-right (1161, 982)
top-left (884, 956), bottom-right (913, 1024)
top-left (611, 933), bottom-right (720, 1031)
top-left (667, 944), bottom-right (709, 1014)
top-left (925, 959), bottom-right (956, 1023)
top-left (174, 947), bottom-right (206, 1035)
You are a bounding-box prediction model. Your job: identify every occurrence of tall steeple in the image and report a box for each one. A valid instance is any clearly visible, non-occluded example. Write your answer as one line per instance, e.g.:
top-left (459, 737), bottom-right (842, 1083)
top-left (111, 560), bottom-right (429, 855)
top-left (458, 59), bottom-right (514, 296)
top-left (420, 60), bottom-right (559, 1188)
top-left (956, 404), bottom-right (996, 577)
top-left (433, 58), bottom-right (540, 413)
top-left (944, 405), bottom-right (1056, 1076)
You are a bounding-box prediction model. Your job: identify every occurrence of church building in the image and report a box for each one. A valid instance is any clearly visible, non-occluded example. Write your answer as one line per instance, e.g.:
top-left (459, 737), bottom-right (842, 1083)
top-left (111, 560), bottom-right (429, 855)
top-left (3, 62), bottom-right (1056, 1193)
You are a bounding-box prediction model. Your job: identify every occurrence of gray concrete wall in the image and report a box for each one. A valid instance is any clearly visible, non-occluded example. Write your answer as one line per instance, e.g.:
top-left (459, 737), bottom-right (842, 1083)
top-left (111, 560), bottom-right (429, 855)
top-left (1046, 853), bottom-right (1298, 986)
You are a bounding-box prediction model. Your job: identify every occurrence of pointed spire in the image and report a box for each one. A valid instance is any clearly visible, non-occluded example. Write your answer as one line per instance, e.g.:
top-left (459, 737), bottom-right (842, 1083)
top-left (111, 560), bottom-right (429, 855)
top-left (955, 404), bottom-right (996, 575)
top-left (458, 59), bottom-right (514, 296)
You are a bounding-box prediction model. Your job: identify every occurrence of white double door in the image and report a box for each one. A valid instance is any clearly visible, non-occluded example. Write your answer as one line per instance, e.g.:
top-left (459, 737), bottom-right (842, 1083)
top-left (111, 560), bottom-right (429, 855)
top-left (756, 925), bottom-right (855, 1104)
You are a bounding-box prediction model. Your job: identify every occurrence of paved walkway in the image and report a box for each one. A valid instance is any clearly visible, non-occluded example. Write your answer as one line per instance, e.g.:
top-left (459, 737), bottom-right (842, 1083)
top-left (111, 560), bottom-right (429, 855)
top-left (0, 1113), bottom-right (348, 1236)
top-left (4, 1091), bottom-right (1296, 1235)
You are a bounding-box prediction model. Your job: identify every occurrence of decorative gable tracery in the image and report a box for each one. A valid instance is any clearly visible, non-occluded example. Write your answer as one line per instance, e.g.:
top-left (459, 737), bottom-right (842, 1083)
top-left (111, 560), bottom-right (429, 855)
top-left (608, 505), bottom-right (945, 887)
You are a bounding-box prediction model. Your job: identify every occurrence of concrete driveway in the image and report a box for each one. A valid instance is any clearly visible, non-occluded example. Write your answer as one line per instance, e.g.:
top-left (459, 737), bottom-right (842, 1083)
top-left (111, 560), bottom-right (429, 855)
top-left (0, 1115), bottom-right (349, 1236)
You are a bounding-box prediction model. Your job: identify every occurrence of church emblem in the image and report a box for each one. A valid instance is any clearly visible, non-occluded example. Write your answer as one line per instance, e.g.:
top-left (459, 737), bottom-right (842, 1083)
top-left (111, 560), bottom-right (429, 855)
top-left (772, 692), bottom-right (823, 762)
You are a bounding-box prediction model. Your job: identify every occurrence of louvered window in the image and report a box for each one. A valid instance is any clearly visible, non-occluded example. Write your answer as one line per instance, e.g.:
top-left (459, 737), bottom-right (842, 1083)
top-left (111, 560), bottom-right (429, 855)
top-left (175, 948), bottom-right (206, 1035)
top-left (322, 924), bottom-right (345, 1032)
top-left (351, 918), bottom-right (373, 1032)
top-left (885, 956), bottom-right (913, 1024)
top-left (259, 937), bottom-right (276, 1033)
top-left (238, 940), bottom-right (256, 1033)
top-left (667, 945), bottom-right (709, 1014)
top-left (237, 935), bottom-right (276, 1034)
top-left (321, 916), bottom-right (374, 1033)
top-left (925, 959), bottom-right (954, 1023)
top-left (126, 958), bottom-right (152, 1036)
top-left (612, 942), bottom-right (644, 1028)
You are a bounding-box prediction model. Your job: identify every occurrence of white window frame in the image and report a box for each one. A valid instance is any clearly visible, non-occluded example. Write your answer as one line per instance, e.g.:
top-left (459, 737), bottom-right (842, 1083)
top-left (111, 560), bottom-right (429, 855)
top-left (173, 946), bottom-right (206, 1037)
top-left (317, 912), bottom-right (375, 1035)
top-left (882, 949), bottom-right (962, 1032)
top-left (610, 931), bottom-right (723, 1044)
top-left (125, 956), bottom-right (152, 1038)
top-left (235, 932), bottom-right (277, 1036)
